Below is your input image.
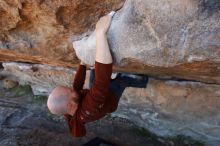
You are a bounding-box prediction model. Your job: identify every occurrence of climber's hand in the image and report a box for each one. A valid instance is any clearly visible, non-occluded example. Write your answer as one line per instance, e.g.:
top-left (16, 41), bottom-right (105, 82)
top-left (80, 61), bottom-right (94, 68)
top-left (80, 61), bottom-right (86, 66)
top-left (96, 15), bottom-right (112, 34)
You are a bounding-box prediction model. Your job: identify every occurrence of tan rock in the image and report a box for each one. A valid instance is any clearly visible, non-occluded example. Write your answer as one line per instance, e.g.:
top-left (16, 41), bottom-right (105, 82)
top-left (3, 78), bottom-right (18, 89)
top-left (0, 0), bottom-right (125, 64)
top-left (2, 62), bottom-right (92, 94)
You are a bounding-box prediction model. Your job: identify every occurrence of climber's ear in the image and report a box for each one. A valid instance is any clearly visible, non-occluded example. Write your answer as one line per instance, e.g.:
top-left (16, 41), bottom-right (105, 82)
top-left (70, 89), bottom-right (79, 103)
top-left (67, 100), bottom-right (78, 116)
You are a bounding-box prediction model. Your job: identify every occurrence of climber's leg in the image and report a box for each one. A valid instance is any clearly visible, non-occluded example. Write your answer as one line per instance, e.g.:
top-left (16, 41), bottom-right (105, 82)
top-left (89, 69), bottom-right (95, 89)
top-left (109, 79), bottom-right (125, 100)
top-left (109, 73), bottom-right (148, 100)
top-left (119, 73), bottom-right (149, 88)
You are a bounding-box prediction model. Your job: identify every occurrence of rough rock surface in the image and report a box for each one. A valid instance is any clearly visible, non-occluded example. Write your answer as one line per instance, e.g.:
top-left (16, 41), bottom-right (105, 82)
top-left (113, 78), bottom-right (220, 146)
top-left (0, 0), bottom-right (125, 65)
top-left (2, 62), bottom-right (74, 95)
top-left (1, 0), bottom-right (220, 84)
top-left (74, 0), bottom-right (220, 84)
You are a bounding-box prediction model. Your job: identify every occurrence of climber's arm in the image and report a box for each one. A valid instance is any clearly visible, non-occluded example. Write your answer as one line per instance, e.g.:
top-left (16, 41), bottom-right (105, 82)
top-left (64, 14), bottom-right (115, 138)
top-left (73, 14), bottom-right (113, 92)
top-left (72, 61), bottom-right (86, 91)
top-left (74, 15), bottom-right (114, 123)
top-left (95, 15), bottom-right (113, 64)
top-left (73, 15), bottom-right (113, 91)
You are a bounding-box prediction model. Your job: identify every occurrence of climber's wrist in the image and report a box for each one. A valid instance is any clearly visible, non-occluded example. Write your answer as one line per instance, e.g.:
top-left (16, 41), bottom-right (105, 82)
top-left (96, 31), bottom-right (107, 42)
top-left (96, 30), bottom-right (106, 36)
top-left (80, 61), bottom-right (86, 66)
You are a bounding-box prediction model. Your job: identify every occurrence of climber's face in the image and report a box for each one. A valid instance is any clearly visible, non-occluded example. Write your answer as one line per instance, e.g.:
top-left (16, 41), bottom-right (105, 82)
top-left (66, 89), bottom-right (79, 116)
top-left (47, 86), bottom-right (79, 116)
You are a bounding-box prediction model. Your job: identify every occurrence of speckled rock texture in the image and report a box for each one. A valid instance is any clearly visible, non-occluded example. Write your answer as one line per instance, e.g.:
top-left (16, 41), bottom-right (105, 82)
top-left (74, 0), bottom-right (220, 84)
top-left (113, 79), bottom-right (220, 146)
top-left (2, 62), bottom-right (74, 95)
top-left (0, 0), bottom-right (125, 66)
top-left (2, 62), bottom-right (92, 95)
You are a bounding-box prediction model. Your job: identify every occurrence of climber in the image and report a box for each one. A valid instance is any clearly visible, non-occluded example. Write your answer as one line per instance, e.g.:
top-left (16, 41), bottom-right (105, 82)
top-left (47, 14), bottom-right (148, 137)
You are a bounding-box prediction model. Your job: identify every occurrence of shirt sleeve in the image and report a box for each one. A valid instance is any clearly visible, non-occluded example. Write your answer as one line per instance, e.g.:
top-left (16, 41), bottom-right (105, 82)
top-left (65, 61), bottom-right (113, 138)
top-left (76, 61), bottom-right (113, 123)
top-left (73, 64), bottom-right (86, 91)
top-left (64, 114), bottom-right (86, 137)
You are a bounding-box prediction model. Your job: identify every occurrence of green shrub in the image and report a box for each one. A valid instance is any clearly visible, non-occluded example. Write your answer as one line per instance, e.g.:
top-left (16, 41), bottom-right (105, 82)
top-left (14, 84), bottom-right (32, 96)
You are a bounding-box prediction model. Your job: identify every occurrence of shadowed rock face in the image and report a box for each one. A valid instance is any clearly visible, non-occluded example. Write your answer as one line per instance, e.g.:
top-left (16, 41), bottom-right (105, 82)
top-left (0, 80), bottom-right (169, 146)
top-left (200, 0), bottom-right (220, 17)
top-left (2, 62), bottom-right (74, 95)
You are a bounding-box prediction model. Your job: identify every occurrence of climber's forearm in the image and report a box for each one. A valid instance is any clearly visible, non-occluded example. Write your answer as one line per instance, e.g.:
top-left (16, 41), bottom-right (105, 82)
top-left (95, 32), bottom-right (113, 64)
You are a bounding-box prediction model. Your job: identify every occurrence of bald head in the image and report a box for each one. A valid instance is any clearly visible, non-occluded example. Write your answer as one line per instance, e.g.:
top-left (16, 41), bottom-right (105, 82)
top-left (47, 86), bottom-right (79, 116)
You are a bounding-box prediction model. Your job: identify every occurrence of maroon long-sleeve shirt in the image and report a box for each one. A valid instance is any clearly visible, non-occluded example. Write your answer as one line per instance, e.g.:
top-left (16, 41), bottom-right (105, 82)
top-left (64, 61), bottom-right (119, 137)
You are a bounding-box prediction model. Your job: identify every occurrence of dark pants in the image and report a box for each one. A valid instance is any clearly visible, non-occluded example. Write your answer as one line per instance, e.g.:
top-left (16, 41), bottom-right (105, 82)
top-left (89, 70), bottom-right (148, 100)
